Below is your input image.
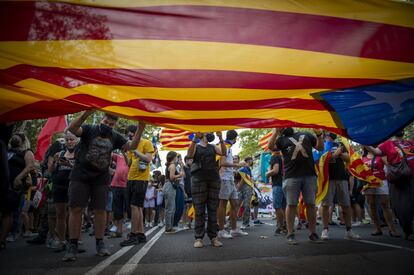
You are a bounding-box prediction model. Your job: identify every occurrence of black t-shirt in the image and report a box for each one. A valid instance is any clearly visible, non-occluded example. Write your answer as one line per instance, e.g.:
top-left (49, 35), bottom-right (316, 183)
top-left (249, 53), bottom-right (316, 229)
top-left (184, 165), bottom-right (192, 197)
top-left (53, 151), bottom-right (75, 187)
top-left (70, 125), bottom-right (127, 185)
top-left (269, 155), bottom-right (283, 186)
top-left (328, 142), bottom-right (349, 180)
top-left (275, 132), bottom-right (317, 179)
top-left (191, 144), bottom-right (220, 181)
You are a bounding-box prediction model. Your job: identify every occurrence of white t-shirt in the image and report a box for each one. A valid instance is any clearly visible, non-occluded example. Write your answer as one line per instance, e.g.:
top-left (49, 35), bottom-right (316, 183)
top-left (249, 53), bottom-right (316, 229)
top-left (220, 147), bottom-right (234, 181)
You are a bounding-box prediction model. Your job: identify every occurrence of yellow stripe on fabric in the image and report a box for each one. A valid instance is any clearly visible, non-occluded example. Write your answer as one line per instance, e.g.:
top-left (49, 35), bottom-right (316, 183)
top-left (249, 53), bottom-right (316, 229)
top-left (101, 106), bottom-right (337, 127)
top-left (1, 40), bottom-right (414, 80)
top-left (0, 86), bottom-right (41, 115)
top-left (59, 0), bottom-right (414, 28)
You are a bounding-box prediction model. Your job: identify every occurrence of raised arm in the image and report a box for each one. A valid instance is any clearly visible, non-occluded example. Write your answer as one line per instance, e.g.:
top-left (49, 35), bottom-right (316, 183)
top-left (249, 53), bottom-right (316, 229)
top-left (67, 110), bottom-right (94, 137)
top-left (187, 132), bottom-right (203, 159)
top-left (364, 146), bottom-right (382, 156)
top-left (268, 128), bottom-right (282, 151)
top-left (215, 131), bottom-right (226, 156)
top-left (313, 129), bottom-right (324, 151)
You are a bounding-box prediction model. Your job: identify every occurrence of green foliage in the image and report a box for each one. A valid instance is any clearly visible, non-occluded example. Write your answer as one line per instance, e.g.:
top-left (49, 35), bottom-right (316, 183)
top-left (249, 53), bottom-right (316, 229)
top-left (238, 128), bottom-right (270, 160)
top-left (13, 111), bottom-right (161, 152)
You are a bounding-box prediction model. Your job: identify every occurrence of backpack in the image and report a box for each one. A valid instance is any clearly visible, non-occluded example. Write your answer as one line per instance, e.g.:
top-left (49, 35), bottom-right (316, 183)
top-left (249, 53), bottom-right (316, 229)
top-left (83, 135), bottom-right (114, 172)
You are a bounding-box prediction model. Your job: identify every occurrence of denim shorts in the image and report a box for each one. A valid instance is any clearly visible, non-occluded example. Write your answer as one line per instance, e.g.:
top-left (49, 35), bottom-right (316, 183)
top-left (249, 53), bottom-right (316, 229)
top-left (282, 176), bottom-right (317, 206)
top-left (106, 190), bottom-right (113, 212)
top-left (219, 179), bottom-right (238, 200)
top-left (272, 185), bottom-right (286, 209)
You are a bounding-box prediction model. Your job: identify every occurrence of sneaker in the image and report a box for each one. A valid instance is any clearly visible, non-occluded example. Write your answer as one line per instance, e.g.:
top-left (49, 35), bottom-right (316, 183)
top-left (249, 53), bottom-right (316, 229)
top-left (352, 221), bottom-right (362, 227)
top-left (309, 233), bottom-right (323, 243)
top-left (22, 231), bottom-right (38, 238)
top-left (120, 234), bottom-right (139, 247)
top-left (345, 230), bottom-right (361, 240)
top-left (62, 244), bottom-right (78, 262)
top-left (96, 240), bottom-right (111, 256)
top-left (46, 238), bottom-right (60, 249)
top-left (145, 222), bottom-right (149, 228)
top-left (211, 237), bottom-right (223, 247)
top-left (77, 241), bottom-right (86, 253)
top-left (218, 230), bottom-right (233, 239)
top-left (158, 222), bottom-right (165, 228)
top-left (274, 228), bottom-right (284, 236)
top-left (54, 241), bottom-right (67, 253)
top-left (109, 225), bottom-right (117, 232)
top-left (321, 229), bottom-right (329, 240)
top-left (183, 225), bottom-right (190, 230)
top-left (286, 234), bottom-right (298, 245)
top-left (230, 228), bottom-right (248, 237)
top-left (240, 224), bottom-right (250, 230)
top-left (149, 222), bottom-right (154, 227)
top-left (6, 234), bottom-right (15, 243)
top-left (125, 222), bottom-right (132, 230)
top-left (296, 222), bottom-right (303, 230)
top-left (194, 238), bottom-right (203, 248)
top-left (165, 228), bottom-right (177, 234)
top-left (137, 233), bottom-right (147, 243)
top-left (253, 220), bottom-right (264, 225)
top-left (362, 219), bottom-right (371, 225)
top-left (26, 235), bottom-right (46, 245)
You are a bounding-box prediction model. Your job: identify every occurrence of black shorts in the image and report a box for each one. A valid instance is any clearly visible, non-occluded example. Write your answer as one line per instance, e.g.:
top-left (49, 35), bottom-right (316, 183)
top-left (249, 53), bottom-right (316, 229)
top-left (68, 181), bottom-right (108, 210)
top-left (53, 184), bottom-right (69, 203)
top-left (0, 190), bottom-right (20, 214)
top-left (126, 180), bottom-right (148, 208)
top-left (112, 187), bottom-right (127, 220)
top-left (350, 194), bottom-right (365, 207)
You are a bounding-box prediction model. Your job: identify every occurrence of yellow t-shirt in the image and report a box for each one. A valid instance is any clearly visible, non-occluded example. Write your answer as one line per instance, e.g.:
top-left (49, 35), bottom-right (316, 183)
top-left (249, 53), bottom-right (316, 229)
top-left (127, 139), bottom-right (154, 181)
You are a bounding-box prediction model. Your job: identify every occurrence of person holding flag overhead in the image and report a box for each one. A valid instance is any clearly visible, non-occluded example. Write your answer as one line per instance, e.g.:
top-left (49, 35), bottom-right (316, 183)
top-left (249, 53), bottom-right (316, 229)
top-left (268, 127), bottom-right (324, 245)
top-left (187, 132), bottom-right (226, 248)
top-left (320, 133), bottom-right (361, 241)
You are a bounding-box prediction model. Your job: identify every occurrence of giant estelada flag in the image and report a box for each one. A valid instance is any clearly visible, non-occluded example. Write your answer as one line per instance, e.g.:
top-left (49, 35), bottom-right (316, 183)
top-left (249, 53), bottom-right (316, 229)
top-left (1, 0), bottom-right (414, 145)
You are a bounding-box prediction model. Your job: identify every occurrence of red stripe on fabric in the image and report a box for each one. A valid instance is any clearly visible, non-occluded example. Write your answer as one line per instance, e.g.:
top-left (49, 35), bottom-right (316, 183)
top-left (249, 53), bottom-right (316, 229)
top-left (1, 2), bottom-right (413, 62)
top-left (63, 94), bottom-right (330, 112)
top-left (1, 65), bottom-right (387, 90)
top-left (0, 97), bottom-right (346, 136)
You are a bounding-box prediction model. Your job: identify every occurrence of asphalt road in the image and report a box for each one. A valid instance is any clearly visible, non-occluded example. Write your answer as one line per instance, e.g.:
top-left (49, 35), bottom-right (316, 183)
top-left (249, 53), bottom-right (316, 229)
top-left (1, 218), bottom-right (414, 275)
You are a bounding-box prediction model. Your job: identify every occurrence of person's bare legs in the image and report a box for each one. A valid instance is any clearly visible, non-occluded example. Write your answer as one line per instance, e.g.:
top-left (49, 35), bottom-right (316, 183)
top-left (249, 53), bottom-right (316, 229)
top-left (131, 205), bottom-right (144, 234)
top-left (55, 203), bottom-right (67, 242)
top-left (306, 205), bottom-right (317, 234)
top-left (286, 205), bottom-right (297, 235)
top-left (276, 208), bottom-right (285, 229)
top-left (379, 195), bottom-right (399, 235)
top-left (94, 209), bottom-right (106, 239)
top-left (68, 207), bottom-right (82, 240)
top-left (229, 199), bottom-right (239, 230)
top-left (217, 200), bottom-right (227, 230)
top-left (366, 195), bottom-right (381, 233)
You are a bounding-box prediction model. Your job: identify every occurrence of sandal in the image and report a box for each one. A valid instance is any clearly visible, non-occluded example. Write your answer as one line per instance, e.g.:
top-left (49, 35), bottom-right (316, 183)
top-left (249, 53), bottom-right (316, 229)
top-left (371, 231), bottom-right (383, 236)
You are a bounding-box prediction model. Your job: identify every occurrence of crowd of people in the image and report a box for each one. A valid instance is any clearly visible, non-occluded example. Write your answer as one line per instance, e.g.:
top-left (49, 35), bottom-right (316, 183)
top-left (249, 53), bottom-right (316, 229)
top-left (1, 111), bottom-right (413, 262)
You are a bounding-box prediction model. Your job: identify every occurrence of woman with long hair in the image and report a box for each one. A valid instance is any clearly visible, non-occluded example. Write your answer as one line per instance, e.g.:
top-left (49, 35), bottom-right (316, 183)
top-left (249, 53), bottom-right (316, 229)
top-left (164, 151), bottom-right (183, 234)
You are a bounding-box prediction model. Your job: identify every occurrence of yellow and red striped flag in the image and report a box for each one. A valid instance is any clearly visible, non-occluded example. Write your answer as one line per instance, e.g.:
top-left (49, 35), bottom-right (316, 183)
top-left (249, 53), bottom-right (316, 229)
top-left (1, 1), bottom-right (414, 145)
top-left (159, 128), bottom-right (192, 151)
top-left (341, 139), bottom-right (383, 190)
top-left (258, 132), bottom-right (272, 151)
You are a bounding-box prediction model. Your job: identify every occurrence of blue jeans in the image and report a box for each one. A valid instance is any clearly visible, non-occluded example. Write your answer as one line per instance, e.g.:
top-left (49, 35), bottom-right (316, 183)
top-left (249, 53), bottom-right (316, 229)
top-left (173, 186), bottom-right (185, 226)
top-left (272, 185), bottom-right (286, 209)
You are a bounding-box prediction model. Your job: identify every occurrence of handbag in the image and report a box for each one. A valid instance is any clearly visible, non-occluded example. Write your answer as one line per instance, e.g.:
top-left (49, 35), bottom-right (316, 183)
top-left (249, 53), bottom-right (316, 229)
top-left (385, 142), bottom-right (412, 184)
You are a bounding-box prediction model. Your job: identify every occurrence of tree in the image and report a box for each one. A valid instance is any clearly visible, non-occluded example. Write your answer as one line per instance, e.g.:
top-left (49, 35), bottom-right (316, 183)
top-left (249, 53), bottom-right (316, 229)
top-left (238, 129), bottom-right (270, 160)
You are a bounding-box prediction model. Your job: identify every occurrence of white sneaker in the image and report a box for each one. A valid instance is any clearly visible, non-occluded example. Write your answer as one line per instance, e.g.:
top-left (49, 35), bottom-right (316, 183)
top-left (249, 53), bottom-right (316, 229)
top-left (321, 229), bottom-right (329, 240)
top-left (109, 225), bottom-right (117, 232)
top-left (6, 234), bottom-right (15, 242)
top-left (345, 230), bottom-right (361, 240)
top-left (158, 221), bottom-right (165, 228)
top-left (240, 224), bottom-right (250, 230)
top-left (230, 229), bottom-right (248, 237)
top-left (149, 222), bottom-right (154, 227)
top-left (145, 222), bottom-right (149, 228)
top-left (125, 222), bottom-right (131, 230)
top-left (46, 238), bottom-right (60, 249)
top-left (352, 221), bottom-right (361, 227)
top-left (218, 230), bottom-right (233, 239)
top-left (183, 225), bottom-right (190, 230)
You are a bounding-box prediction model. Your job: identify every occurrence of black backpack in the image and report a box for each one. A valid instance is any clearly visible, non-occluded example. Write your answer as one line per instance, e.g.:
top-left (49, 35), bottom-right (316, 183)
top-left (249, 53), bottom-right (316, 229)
top-left (83, 134), bottom-right (115, 172)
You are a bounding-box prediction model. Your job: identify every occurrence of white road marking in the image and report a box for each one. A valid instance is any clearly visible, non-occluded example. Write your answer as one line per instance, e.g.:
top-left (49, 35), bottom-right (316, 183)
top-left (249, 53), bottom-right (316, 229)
top-left (356, 240), bottom-right (414, 252)
top-left (115, 227), bottom-right (165, 275)
top-left (84, 226), bottom-right (160, 275)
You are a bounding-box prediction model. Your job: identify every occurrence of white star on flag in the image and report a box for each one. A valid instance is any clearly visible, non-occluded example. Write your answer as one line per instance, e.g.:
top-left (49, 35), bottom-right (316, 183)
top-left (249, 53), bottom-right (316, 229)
top-left (351, 90), bottom-right (414, 113)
